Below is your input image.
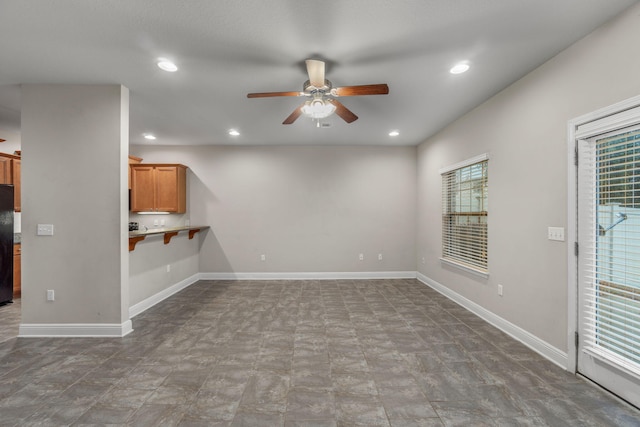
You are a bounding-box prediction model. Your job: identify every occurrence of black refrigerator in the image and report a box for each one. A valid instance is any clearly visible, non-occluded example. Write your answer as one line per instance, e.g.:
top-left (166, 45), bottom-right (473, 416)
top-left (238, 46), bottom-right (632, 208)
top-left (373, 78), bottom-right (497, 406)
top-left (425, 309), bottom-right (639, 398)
top-left (0, 185), bottom-right (13, 305)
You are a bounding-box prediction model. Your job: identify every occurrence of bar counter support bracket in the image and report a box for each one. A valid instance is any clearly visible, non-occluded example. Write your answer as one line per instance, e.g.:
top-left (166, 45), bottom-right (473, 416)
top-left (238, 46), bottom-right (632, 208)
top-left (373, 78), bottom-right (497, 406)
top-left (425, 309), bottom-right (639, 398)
top-left (164, 231), bottom-right (179, 245)
top-left (129, 235), bottom-right (146, 252)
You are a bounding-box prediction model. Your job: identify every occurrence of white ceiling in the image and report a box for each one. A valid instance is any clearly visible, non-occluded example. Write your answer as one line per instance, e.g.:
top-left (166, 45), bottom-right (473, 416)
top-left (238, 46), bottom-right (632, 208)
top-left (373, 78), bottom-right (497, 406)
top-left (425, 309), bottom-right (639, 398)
top-left (0, 0), bottom-right (637, 146)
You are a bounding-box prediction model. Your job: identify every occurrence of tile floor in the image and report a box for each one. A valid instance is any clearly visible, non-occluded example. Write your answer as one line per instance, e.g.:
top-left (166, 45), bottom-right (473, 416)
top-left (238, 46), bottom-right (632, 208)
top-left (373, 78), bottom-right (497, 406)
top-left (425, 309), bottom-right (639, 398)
top-left (0, 297), bottom-right (20, 343)
top-left (0, 279), bottom-right (639, 426)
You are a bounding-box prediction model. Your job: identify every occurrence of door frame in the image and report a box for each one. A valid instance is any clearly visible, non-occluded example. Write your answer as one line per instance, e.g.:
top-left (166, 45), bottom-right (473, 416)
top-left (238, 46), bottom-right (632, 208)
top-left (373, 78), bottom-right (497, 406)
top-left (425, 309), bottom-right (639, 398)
top-left (568, 94), bottom-right (640, 373)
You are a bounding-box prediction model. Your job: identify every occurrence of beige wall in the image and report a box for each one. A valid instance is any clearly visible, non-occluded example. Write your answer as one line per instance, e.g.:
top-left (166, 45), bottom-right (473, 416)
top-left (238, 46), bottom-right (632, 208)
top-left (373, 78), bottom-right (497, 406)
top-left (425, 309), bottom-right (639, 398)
top-left (417, 3), bottom-right (640, 352)
top-left (21, 84), bottom-right (129, 326)
top-left (131, 145), bottom-right (417, 274)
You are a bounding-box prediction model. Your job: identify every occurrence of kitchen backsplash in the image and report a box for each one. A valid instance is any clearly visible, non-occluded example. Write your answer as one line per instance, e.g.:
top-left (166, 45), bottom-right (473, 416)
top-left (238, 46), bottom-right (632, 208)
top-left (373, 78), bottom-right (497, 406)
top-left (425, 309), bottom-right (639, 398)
top-left (128, 212), bottom-right (190, 230)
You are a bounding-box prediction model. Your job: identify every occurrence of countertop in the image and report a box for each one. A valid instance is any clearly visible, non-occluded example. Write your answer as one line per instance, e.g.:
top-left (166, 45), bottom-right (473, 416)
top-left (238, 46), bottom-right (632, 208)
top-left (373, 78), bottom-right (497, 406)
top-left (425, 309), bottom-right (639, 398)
top-left (129, 225), bottom-right (209, 238)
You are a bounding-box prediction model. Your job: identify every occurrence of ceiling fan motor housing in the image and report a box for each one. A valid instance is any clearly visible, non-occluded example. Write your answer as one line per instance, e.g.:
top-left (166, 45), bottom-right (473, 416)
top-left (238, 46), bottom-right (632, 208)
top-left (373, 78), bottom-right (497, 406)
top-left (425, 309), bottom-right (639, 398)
top-left (303, 79), bottom-right (332, 94)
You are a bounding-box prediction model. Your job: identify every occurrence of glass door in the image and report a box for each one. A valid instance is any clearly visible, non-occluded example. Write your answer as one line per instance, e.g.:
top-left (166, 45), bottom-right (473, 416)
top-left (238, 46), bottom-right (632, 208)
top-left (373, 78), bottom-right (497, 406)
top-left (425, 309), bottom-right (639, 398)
top-left (577, 125), bottom-right (640, 407)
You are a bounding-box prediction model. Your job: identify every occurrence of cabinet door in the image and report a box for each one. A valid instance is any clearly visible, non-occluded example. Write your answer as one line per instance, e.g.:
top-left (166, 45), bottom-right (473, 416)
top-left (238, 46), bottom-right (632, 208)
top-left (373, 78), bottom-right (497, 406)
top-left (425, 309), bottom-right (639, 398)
top-left (0, 157), bottom-right (10, 184)
top-left (130, 166), bottom-right (156, 212)
top-left (13, 244), bottom-right (20, 298)
top-left (128, 155), bottom-right (143, 190)
top-left (155, 166), bottom-right (186, 213)
top-left (12, 159), bottom-right (20, 212)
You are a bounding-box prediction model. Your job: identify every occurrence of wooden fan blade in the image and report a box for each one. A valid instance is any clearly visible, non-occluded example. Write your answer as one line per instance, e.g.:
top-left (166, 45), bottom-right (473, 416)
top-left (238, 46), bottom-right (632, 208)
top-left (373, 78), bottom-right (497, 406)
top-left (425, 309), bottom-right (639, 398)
top-left (333, 84), bottom-right (389, 97)
top-left (247, 91), bottom-right (302, 98)
top-left (327, 99), bottom-right (358, 123)
top-left (283, 105), bottom-right (304, 125)
top-left (306, 59), bottom-right (325, 88)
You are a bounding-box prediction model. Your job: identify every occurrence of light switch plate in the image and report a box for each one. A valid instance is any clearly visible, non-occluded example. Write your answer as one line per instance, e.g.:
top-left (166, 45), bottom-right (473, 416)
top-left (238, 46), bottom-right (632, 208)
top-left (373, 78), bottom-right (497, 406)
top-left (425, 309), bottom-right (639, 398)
top-left (548, 226), bottom-right (565, 241)
top-left (37, 224), bottom-right (54, 236)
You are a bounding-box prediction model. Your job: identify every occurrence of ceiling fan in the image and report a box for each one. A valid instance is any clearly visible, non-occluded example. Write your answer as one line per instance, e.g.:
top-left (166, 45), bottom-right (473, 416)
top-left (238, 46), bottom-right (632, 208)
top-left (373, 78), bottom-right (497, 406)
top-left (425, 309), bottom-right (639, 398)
top-left (247, 59), bottom-right (389, 125)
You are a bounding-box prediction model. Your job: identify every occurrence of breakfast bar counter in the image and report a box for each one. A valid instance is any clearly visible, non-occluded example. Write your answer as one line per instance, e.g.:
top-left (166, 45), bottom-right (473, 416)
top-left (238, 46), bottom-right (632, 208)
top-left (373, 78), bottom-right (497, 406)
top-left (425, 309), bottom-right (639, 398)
top-left (128, 226), bottom-right (209, 251)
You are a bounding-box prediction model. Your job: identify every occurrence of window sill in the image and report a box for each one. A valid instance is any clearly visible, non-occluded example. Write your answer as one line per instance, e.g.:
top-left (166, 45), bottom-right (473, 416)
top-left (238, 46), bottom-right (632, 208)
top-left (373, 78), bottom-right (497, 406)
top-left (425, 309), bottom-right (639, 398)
top-left (440, 257), bottom-right (489, 279)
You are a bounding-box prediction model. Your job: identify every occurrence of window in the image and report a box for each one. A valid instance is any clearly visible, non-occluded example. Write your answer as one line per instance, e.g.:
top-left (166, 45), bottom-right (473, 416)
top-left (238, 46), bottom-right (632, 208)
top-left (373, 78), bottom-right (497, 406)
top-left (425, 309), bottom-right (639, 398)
top-left (592, 129), bottom-right (640, 364)
top-left (440, 154), bottom-right (488, 275)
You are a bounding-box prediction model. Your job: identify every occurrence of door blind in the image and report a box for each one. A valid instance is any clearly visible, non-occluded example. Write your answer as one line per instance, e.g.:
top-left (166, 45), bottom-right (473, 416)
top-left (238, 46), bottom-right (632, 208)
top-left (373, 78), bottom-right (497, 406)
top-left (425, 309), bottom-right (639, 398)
top-left (441, 159), bottom-right (488, 272)
top-left (580, 128), bottom-right (640, 372)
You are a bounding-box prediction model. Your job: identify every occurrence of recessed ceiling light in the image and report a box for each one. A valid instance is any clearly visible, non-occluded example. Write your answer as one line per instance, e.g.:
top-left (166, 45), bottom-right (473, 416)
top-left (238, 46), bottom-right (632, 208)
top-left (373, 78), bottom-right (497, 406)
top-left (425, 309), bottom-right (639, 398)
top-left (389, 130), bottom-right (400, 137)
top-left (144, 134), bottom-right (157, 140)
top-left (157, 58), bottom-right (178, 72)
top-left (450, 62), bottom-right (470, 74)
top-left (228, 129), bottom-right (240, 136)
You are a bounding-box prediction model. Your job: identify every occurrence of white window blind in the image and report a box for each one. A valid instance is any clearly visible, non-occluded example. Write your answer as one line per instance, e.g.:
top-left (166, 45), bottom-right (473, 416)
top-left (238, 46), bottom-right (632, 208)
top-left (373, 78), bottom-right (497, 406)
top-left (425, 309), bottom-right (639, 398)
top-left (580, 128), bottom-right (640, 371)
top-left (441, 157), bottom-right (488, 274)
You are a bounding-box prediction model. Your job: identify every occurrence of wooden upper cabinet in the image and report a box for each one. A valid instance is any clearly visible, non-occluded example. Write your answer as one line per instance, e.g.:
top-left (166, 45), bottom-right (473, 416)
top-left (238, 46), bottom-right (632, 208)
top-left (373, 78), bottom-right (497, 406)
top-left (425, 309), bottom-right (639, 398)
top-left (0, 153), bottom-right (20, 212)
top-left (130, 164), bottom-right (187, 213)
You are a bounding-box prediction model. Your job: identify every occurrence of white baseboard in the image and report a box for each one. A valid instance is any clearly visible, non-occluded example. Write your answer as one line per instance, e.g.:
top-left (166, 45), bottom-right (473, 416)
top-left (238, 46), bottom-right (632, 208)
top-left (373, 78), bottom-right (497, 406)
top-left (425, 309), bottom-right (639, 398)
top-left (129, 273), bottom-right (201, 318)
top-left (416, 272), bottom-right (568, 369)
top-left (199, 271), bottom-right (417, 280)
top-left (19, 320), bottom-right (133, 338)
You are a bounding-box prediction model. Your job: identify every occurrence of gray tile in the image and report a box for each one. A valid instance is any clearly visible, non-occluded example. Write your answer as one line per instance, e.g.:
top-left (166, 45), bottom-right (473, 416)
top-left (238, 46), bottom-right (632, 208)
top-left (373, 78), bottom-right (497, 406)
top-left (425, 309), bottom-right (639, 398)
top-left (416, 371), bottom-right (481, 401)
top-left (330, 352), bottom-right (369, 373)
top-left (285, 420), bottom-right (338, 427)
top-left (145, 384), bottom-right (199, 405)
top-left (238, 372), bottom-right (289, 413)
top-left (231, 410), bottom-right (285, 426)
top-left (518, 399), bottom-right (602, 427)
top-left (74, 403), bottom-right (137, 424)
top-left (389, 419), bottom-right (444, 427)
top-left (98, 385), bottom-right (154, 408)
top-left (378, 386), bottom-right (438, 419)
top-left (286, 388), bottom-right (336, 421)
top-left (335, 394), bottom-right (390, 426)
top-left (494, 417), bottom-right (549, 426)
top-left (332, 372), bottom-right (378, 396)
top-left (127, 403), bottom-right (187, 426)
top-left (292, 368), bottom-right (333, 388)
top-left (189, 389), bottom-right (242, 420)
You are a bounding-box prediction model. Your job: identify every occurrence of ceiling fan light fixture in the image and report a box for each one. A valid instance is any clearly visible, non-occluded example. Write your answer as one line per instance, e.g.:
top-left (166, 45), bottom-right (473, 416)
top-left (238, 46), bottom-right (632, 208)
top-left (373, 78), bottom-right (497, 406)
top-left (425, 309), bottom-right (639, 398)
top-left (228, 129), bottom-right (240, 136)
top-left (301, 98), bottom-right (336, 119)
top-left (389, 130), bottom-right (400, 137)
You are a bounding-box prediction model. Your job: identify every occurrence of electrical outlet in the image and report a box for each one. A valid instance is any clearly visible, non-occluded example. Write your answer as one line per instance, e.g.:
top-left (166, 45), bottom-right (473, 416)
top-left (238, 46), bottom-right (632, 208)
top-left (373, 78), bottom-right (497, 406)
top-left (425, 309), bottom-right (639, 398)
top-left (261, 254), bottom-right (266, 261)
top-left (421, 257), bottom-right (426, 264)
top-left (498, 284), bottom-right (503, 297)
top-left (160, 219), bottom-right (165, 226)
top-left (166, 264), bottom-right (171, 272)
top-left (47, 290), bottom-right (55, 301)
top-left (378, 253), bottom-right (383, 261)
top-left (359, 253), bottom-right (364, 261)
